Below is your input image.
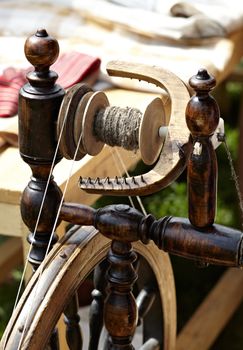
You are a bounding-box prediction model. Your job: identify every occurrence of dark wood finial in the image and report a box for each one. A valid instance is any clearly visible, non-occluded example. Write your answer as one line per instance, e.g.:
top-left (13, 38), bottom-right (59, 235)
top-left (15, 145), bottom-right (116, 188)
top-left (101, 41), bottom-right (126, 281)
top-left (24, 29), bottom-right (59, 88)
top-left (19, 28), bottom-right (64, 165)
top-left (186, 69), bottom-right (220, 228)
top-left (19, 30), bottom-right (65, 272)
top-left (186, 68), bottom-right (219, 137)
top-left (189, 68), bottom-right (215, 90)
top-left (24, 28), bottom-right (59, 71)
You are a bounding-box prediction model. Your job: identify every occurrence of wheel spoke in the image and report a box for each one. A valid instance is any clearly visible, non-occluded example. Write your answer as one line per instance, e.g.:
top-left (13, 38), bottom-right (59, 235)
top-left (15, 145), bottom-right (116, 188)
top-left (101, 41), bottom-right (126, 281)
top-left (89, 260), bottom-right (108, 350)
top-left (139, 338), bottom-right (160, 350)
top-left (64, 293), bottom-right (83, 350)
top-left (137, 287), bottom-right (156, 326)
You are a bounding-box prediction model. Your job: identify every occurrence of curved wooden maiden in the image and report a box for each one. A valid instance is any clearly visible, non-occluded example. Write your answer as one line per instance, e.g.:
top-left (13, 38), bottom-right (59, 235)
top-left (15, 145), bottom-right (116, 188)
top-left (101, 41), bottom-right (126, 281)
top-left (79, 60), bottom-right (192, 196)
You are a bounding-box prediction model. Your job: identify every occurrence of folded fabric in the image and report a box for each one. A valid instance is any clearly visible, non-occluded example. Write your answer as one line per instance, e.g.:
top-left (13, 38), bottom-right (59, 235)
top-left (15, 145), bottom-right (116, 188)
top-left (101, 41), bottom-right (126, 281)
top-left (1, 0), bottom-right (243, 43)
top-left (74, 0), bottom-right (243, 41)
top-left (0, 1), bottom-right (82, 38)
top-left (53, 51), bottom-right (100, 89)
top-left (0, 51), bottom-right (101, 118)
top-left (0, 68), bottom-right (26, 118)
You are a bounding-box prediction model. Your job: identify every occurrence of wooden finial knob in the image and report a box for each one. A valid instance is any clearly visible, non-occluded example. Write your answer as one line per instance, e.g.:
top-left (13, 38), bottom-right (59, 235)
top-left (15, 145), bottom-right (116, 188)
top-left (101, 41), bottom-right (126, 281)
top-left (186, 69), bottom-right (219, 137)
top-left (189, 68), bottom-right (216, 91)
top-left (24, 29), bottom-right (59, 71)
top-left (186, 69), bottom-right (219, 228)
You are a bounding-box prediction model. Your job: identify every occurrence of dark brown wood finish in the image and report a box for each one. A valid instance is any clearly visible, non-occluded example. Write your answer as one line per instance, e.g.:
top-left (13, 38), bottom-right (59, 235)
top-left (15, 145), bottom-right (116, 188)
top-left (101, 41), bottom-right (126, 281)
top-left (60, 202), bottom-right (96, 226)
top-left (186, 69), bottom-right (220, 228)
top-left (104, 240), bottom-right (138, 349)
top-left (17, 29), bottom-right (66, 350)
top-left (94, 204), bottom-right (141, 349)
top-left (150, 216), bottom-right (243, 267)
top-left (89, 260), bottom-right (108, 350)
top-left (64, 293), bottom-right (83, 350)
top-left (18, 29), bottom-right (65, 271)
top-left (60, 202), bottom-right (243, 267)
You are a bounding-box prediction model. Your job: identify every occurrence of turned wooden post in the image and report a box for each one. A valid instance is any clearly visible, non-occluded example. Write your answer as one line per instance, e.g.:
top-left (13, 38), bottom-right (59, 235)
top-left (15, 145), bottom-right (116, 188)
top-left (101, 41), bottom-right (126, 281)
top-left (105, 240), bottom-right (137, 349)
top-left (64, 294), bottom-right (83, 349)
top-left (94, 204), bottom-right (150, 349)
top-left (89, 260), bottom-right (108, 350)
top-left (186, 69), bottom-right (220, 228)
top-left (18, 29), bottom-right (65, 271)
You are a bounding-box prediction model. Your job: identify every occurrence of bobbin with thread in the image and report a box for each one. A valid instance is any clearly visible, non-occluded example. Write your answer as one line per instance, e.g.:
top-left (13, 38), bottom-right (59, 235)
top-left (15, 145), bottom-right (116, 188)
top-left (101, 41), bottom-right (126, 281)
top-left (80, 91), bottom-right (167, 165)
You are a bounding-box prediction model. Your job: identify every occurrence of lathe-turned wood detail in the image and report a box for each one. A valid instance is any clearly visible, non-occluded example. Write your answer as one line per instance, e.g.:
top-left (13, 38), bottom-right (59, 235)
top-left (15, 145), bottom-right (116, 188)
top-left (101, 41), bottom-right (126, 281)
top-left (64, 293), bottom-right (83, 350)
top-left (18, 29), bottom-right (65, 271)
top-left (61, 203), bottom-right (243, 268)
top-left (1, 29), bottom-right (242, 350)
top-left (89, 260), bottom-right (108, 350)
top-left (104, 239), bottom-right (138, 349)
top-left (186, 68), bottom-right (220, 229)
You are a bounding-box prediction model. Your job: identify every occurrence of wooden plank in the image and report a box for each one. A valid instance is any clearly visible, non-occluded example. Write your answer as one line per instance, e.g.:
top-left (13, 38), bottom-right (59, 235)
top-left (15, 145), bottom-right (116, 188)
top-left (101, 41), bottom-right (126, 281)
top-left (176, 268), bottom-right (243, 350)
top-left (0, 203), bottom-right (26, 237)
top-left (0, 141), bottom-right (140, 206)
top-left (0, 237), bottom-right (22, 283)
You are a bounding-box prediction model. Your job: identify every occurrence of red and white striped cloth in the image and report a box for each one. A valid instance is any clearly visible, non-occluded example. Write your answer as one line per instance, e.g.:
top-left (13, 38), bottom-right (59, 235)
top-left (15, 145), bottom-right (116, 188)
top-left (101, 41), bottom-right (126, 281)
top-left (0, 51), bottom-right (101, 118)
top-left (0, 68), bottom-right (26, 118)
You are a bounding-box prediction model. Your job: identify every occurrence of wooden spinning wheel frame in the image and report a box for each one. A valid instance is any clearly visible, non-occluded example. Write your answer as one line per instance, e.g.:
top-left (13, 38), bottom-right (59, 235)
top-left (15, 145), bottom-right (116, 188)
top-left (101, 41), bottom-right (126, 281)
top-left (2, 227), bottom-right (176, 349)
top-left (1, 29), bottom-right (243, 350)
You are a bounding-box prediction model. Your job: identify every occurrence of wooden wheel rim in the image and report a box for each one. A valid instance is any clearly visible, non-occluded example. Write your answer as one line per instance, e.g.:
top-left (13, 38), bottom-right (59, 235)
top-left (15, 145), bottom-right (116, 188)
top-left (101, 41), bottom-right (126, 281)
top-left (2, 227), bottom-right (176, 350)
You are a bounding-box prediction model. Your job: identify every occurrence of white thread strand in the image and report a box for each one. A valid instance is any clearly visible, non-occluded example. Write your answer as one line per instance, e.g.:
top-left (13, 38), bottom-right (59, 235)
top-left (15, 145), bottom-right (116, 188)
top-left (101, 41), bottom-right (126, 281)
top-left (109, 148), bottom-right (136, 209)
top-left (12, 118), bottom-right (66, 316)
top-left (12, 111), bottom-right (145, 349)
top-left (17, 100), bottom-right (90, 349)
top-left (114, 148), bottom-right (147, 216)
top-left (223, 139), bottom-right (243, 227)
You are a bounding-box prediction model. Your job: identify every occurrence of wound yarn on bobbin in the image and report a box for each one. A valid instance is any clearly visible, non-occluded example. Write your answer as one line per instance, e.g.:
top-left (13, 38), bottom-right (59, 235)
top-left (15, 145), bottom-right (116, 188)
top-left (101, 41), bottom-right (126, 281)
top-left (94, 106), bottom-right (142, 151)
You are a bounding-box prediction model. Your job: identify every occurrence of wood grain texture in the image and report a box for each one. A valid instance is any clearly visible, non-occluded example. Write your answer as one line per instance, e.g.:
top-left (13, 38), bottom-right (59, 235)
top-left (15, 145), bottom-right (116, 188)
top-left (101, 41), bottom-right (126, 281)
top-left (186, 69), bottom-right (219, 228)
top-left (1, 227), bottom-right (176, 350)
top-left (176, 268), bottom-right (243, 350)
top-left (80, 60), bottom-right (191, 196)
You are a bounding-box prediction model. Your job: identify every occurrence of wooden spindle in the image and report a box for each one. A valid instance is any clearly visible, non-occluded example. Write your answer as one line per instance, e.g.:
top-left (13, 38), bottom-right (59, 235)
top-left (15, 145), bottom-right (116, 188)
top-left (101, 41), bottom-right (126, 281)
top-left (49, 329), bottom-right (60, 350)
top-left (150, 216), bottom-right (243, 266)
top-left (104, 240), bottom-right (138, 350)
top-left (135, 257), bottom-right (163, 347)
top-left (89, 260), bottom-right (108, 350)
top-left (136, 288), bottom-right (156, 326)
top-left (18, 29), bottom-right (65, 271)
top-left (186, 69), bottom-right (220, 228)
top-left (18, 29), bottom-right (65, 350)
top-left (64, 293), bottom-right (83, 349)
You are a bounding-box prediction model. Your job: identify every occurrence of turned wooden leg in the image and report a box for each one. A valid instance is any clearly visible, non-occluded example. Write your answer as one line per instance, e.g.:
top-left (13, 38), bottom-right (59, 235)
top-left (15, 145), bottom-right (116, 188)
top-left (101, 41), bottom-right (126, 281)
top-left (104, 240), bottom-right (138, 350)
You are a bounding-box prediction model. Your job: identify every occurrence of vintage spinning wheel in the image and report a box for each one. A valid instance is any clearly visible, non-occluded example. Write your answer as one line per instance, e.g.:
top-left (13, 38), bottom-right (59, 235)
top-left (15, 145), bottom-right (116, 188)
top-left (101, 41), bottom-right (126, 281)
top-left (1, 29), bottom-right (243, 350)
top-left (2, 227), bottom-right (176, 349)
